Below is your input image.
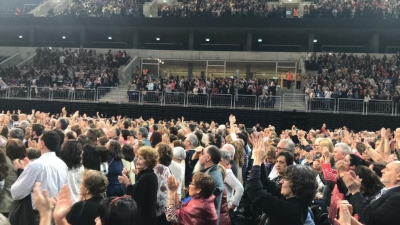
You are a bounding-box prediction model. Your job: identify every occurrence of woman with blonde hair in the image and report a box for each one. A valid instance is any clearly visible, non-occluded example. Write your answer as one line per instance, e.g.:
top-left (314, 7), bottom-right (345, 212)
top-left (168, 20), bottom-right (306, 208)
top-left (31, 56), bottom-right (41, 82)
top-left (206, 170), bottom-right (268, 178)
top-left (230, 140), bottom-right (245, 183)
top-left (319, 138), bottom-right (334, 153)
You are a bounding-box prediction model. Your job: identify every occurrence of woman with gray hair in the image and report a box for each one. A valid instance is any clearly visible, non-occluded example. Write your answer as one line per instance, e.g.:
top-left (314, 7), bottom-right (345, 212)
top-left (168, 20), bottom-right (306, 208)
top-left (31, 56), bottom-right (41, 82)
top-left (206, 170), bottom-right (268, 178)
top-left (219, 149), bottom-right (244, 211)
top-left (169, 146), bottom-right (186, 198)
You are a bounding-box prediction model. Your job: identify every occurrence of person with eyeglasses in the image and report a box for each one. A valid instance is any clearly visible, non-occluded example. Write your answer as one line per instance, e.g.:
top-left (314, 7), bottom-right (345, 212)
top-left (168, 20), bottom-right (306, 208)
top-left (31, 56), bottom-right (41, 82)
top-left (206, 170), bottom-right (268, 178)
top-left (165, 172), bottom-right (218, 225)
top-left (245, 134), bottom-right (318, 225)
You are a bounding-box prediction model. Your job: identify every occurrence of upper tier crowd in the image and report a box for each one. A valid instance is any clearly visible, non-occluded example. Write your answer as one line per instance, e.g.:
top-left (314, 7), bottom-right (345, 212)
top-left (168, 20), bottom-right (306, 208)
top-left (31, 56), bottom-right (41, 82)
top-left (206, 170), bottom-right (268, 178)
top-left (304, 52), bottom-right (400, 103)
top-left (0, 108), bottom-right (399, 225)
top-left (0, 47), bottom-right (130, 90)
top-left (41, 0), bottom-right (400, 18)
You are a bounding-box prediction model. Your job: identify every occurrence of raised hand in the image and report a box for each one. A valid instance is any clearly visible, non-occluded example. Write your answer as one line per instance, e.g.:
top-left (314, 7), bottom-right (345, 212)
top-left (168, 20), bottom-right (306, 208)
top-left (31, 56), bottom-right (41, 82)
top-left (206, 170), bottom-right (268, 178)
top-left (53, 185), bottom-right (73, 222)
top-left (32, 182), bottom-right (53, 217)
top-left (342, 170), bottom-right (362, 195)
top-left (167, 175), bottom-right (179, 192)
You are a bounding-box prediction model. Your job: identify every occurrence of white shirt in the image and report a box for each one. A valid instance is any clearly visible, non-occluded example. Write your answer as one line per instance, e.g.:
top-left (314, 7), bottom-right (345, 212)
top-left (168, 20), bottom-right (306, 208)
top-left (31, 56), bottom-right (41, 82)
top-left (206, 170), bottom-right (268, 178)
top-left (169, 160), bottom-right (185, 198)
top-left (11, 152), bottom-right (68, 209)
top-left (67, 166), bottom-right (84, 203)
top-left (224, 168), bottom-right (244, 207)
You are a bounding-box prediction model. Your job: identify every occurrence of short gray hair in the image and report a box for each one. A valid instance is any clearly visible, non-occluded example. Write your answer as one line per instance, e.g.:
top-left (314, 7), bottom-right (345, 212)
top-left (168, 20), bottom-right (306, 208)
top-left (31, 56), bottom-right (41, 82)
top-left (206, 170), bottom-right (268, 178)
top-left (9, 128), bottom-right (24, 141)
top-left (173, 147), bottom-right (186, 161)
top-left (185, 134), bottom-right (198, 148)
top-left (220, 150), bottom-right (231, 162)
top-left (335, 143), bottom-right (351, 155)
top-left (138, 127), bottom-right (149, 139)
top-left (19, 120), bottom-right (30, 129)
top-left (221, 144), bottom-right (235, 160)
top-left (279, 139), bottom-right (295, 154)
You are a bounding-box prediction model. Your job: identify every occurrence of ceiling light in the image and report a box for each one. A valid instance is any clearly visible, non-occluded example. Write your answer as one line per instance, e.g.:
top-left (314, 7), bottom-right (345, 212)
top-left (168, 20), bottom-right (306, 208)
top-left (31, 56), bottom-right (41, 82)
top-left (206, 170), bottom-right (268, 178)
top-left (258, 39), bottom-right (262, 42)
top-left (108, 36), bottom-right (112, 40)
top-left (205, 38), bottom-right (210, 42)
top-left (18, 35), bottom-right (23, 39)
top-left (62, 36), bottom-right (66, 39)
top-left (313, 39), bottom-right (317, 43)
top-left (156, 37), bottom-right (160, 41)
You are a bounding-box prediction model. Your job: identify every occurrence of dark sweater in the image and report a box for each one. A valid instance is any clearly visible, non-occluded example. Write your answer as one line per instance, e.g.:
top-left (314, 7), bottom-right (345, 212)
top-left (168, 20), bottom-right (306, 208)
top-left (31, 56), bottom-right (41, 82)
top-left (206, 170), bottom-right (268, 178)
top-left (127, 167), bottom-right (158, 225)
top-left (66, 197), bottom-right (103, 225)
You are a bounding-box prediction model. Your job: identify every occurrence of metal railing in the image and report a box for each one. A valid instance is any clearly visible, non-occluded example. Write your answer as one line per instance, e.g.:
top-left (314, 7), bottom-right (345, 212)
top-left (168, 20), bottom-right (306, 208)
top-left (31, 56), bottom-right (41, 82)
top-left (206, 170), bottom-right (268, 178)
top-left (3, 86), bottom-right (400, 116)
top-left (164, 92), bottom-right (185, 106)
top-left (74, 89), bottom-right (96, 102)
top-left (337, 98), bottom-right (365, 114)
top-left (51, 88), bottom-right (73, 101)
top-left (258, 96), bottom-right (282, 110)
top-left (210, 94), bottom-right (232, 109)
top-left (283, 94), bottom-right (307, 111)
top-left (96, 87), bottom-right (119, 104)
top-left (187, 93), bottom-right (209, 108)
top-left (308, 98), bottom-right (336, 112)
top-left (140, 91), bottom-right (164, 105)
top-left (233, 95), bottom-right (257, 109)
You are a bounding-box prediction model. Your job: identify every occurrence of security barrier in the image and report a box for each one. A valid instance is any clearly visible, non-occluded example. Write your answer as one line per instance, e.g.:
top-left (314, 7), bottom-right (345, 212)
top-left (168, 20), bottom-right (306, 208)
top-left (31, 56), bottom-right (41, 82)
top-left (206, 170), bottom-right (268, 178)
top-left (234, 95), bottom-right (257, 109)
top-left (2, 86), bottom-right (400, 116)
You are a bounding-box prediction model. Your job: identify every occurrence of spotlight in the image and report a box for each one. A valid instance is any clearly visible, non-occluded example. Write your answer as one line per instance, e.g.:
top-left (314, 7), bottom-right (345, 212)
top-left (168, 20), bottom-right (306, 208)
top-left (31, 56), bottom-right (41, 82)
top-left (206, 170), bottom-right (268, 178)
top-left (62, 36), bottom-right (66, 39)
top-left (18, 35), bottom-right (23, 39)
top-left (258, 39), bottom-right (262, 43)
top-left (108, 36), bottom-right (112, 40)
top-left (205, 38), bottom-right (210, 42)
top-left (313, 39), bottom-right (317, 43)
top-left (156, 37), bottom-right (160, 41)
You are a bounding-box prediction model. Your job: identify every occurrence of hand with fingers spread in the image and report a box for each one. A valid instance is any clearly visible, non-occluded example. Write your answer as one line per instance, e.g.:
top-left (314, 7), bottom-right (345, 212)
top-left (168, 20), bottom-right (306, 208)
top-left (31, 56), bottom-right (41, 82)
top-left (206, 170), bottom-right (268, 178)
top-left (33, 182), bottom-right (53, 218)
top-left (334, 204), bottom-right (353, 225)
top-left (53, 185), bottom-right (73, 225)
top-left (251, 133), bottom-right (267, 166)
top-left (342, 170), bottom-right (362, 195)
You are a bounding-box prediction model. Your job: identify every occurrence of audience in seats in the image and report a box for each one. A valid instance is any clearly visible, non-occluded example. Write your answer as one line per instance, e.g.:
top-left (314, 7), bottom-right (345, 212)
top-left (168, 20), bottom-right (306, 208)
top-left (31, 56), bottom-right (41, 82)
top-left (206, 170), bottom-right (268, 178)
top-left (0, 108), bottom-right (400, 225)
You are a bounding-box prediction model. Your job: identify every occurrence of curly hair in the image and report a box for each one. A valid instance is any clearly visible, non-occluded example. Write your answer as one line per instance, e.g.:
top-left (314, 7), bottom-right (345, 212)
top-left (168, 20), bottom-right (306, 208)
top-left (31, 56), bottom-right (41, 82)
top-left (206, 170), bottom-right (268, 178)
top-left (137, 146), bottom-right (159, 169)
top-left (150, 131), bottom-right (162, 148)
top-left (284, 165), bottom-right (318, 205)
top-left (82, 169), bottom-right (109, 197)
top-left (231, 140), bottom-right (244, 167)
top-left (60, 140), bottom-right (83, 170)
top-left (155, 143), bottom-right (173, 166)
top-left (0, 150), bottom-right (8, 181)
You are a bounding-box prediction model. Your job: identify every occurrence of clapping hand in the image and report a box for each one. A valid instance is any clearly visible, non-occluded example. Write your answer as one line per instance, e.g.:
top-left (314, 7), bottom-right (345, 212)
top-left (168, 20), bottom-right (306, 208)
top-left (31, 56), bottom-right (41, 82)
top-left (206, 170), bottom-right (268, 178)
top-left (250, 133), bottom-right (267, 166)
top-left (33, 182), bottom-right (53, 217)
top-left (342, 170), bottom-right (362, 195)
top-left (167, 175), bottom-right (179, 192)
top-left (53, 185), bottom-right (73, 223)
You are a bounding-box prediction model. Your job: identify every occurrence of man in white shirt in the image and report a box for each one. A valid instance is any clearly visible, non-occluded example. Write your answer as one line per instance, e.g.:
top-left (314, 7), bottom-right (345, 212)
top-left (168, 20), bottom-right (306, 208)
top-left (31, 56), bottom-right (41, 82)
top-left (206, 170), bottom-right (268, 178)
top-left (11, 130), bottom-right (68, 225)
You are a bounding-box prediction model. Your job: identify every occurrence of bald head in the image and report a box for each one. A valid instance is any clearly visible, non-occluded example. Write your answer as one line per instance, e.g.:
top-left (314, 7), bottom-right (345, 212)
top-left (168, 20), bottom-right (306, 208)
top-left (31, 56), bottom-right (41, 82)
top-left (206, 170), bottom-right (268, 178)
top-left (381, 161), bottom-right (400, 188)
top-left (221, 144), bottom-right (235, 160)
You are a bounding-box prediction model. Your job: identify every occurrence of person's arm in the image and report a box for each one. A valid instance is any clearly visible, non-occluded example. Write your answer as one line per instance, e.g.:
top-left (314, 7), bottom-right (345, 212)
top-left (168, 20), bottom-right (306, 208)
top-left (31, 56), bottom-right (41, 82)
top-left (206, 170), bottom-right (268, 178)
top-left (321, 162), bottom-right (338, 183)
top-left (225, 172), bottom-right (244, 208)
top-left (365, 146), bottom-right (387, 165)
top-left (11, 161), bottom-right (39, 200)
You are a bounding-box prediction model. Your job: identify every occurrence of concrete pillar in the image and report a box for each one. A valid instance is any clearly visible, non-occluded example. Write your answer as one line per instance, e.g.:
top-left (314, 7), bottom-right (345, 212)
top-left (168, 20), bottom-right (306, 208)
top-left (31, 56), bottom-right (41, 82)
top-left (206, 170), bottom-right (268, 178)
top-left (133, 28), bottom-right (139, 49)
top-left (370, 31), bottom-right (379, 53)
top-left (29, 27), bottom-right (35, 47)
top-left (189, 30), bottom-right (194, 50)
top-left (80, 28), bottom-right (86, 48)
top-left (246, 30), bottom-right (252, 51)
top-left (188, 63), bottom-right (193, 78)
top-left (246, 63), bottom-right (251, 79)
top-left (308, 31), bottom-right (314, 52)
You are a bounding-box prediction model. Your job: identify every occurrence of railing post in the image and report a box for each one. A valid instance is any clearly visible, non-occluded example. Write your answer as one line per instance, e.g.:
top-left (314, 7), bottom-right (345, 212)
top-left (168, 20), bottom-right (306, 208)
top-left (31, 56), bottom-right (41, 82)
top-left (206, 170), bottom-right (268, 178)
top-left (28, 87), bottom-right (31, 100)
top-left (230, 95), bottom-right (233, 109)
top-left (282, 94), bottom-right (285, 111)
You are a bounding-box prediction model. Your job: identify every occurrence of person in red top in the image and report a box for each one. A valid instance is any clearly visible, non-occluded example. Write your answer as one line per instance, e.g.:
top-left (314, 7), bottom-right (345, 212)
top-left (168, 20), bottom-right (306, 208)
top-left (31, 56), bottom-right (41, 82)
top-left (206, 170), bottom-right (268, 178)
top-left (286, 71), bottom-right (293, 89)
top-left (165, 172), bottom-right (218, 225)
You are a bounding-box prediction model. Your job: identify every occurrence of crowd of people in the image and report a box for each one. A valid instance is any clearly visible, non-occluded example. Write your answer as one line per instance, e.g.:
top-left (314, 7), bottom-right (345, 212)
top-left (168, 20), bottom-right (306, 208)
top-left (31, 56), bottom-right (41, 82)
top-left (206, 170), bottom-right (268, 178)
top-left (0, 108), bottom-right (399, 225)
top-left (128, 67), bottom-right (278, 97)
top-left (48, 0), bottom-right (144, 17)
top-left (304, 0), bottom-right (400, 19)
top-left (304, 52), bottom-right (400, 104)
top-left (0, 47), bottom-right (130, 94)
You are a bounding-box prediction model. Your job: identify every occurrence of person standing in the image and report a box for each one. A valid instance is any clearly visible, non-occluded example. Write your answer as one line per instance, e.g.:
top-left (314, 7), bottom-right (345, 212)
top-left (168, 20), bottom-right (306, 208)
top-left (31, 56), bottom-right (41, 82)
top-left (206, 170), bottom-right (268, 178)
top-left (11, 131), bottom-right (68, 225)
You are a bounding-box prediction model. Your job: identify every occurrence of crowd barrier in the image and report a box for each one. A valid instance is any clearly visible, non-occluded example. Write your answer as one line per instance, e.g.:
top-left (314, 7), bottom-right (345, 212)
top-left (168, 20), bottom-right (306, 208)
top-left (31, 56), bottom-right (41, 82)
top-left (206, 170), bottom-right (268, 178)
top-left (1, 86), bottom-right (399, 115)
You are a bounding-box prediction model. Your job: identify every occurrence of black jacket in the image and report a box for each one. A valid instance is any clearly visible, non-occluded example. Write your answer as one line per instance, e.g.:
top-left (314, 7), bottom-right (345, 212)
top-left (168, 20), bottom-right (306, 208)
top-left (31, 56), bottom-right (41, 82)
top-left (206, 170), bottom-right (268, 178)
top-left (246, 172), bottom-right (309, 225)
top-left (127, 168), bottom-right (158, 225)
top-left (349, 186), bottom-right (400, 225)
